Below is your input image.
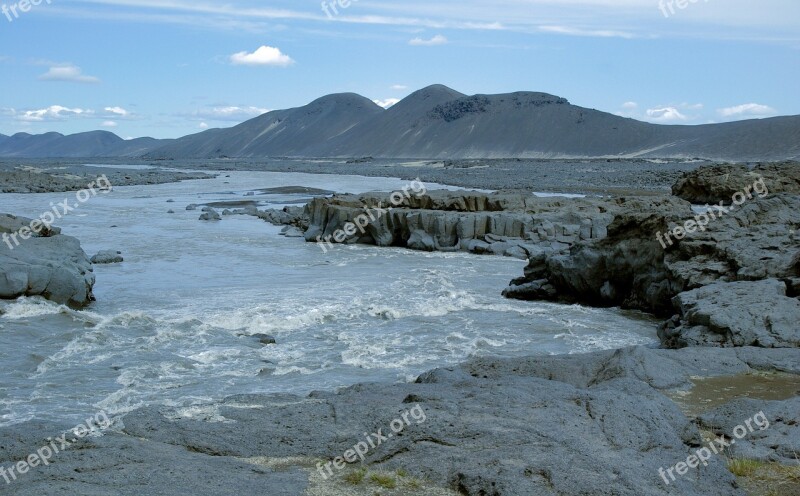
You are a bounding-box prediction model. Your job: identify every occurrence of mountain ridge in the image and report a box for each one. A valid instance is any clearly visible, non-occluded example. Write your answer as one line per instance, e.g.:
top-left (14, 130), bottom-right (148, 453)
top-left (2, 85), bottom-right (799, 161)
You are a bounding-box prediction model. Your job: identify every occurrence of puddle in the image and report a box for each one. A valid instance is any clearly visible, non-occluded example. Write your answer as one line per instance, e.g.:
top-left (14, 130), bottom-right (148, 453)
top-left (668, 372), bottom-right (800, 416)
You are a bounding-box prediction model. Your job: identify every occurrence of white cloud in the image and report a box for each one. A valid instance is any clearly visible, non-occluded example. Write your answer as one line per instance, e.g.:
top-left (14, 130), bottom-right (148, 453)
top-left (230, 46), bottom-right (294, 66)
top-left (14, 105), bottom-right (93, 122)
top-left (102, 120), bottom-right (118, 127)
top-left (38, 65), bottom-right (100, 83)
top-left (104, 106), bottom-right (130, 117)
top-left (621, 101), bottom-right (638, 110)
top-left (190, 106), bottom-right (270, 121)
top-left (539, 25), bottom-right (635, 39)
top-left (391, 84), bottom-right (409, 90)
top-left (645, 106), bottom-right (689, 123)
top-left (199, 122), bottom-right (209, 129)
top-left (717, 103), bottom-right (776, 118)
top-left (409, 34), bottom-right (448, 46)
top-left (373, 98), bottom-right (400, 109)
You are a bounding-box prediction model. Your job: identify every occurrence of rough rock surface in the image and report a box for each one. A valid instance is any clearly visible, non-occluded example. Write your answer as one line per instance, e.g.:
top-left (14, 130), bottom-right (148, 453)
top-left (262, 191), bottom-right (630, 260)
top-left (505, 193), bottom-right (800, 347)
top-left (0, 213), bottom-right (95, 306)
top-left (672, 162), bottom-right (800, 204)
top-left (659, 279), bottom-right (800, 348)
top-left (2, 346), bottom-right (797, 495)
top-left (91, 250), bottom-right (123, 264)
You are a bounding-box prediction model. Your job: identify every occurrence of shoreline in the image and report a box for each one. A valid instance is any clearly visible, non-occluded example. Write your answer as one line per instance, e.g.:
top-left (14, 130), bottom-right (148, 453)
top-left (2, 157), bottom-right (714, 196)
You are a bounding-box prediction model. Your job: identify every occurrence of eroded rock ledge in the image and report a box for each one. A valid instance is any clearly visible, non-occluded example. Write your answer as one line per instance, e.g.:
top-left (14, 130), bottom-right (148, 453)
top-left (0, 213), bottom-right (95, 307)
top-left (256, 191), bottom-right (691, 261)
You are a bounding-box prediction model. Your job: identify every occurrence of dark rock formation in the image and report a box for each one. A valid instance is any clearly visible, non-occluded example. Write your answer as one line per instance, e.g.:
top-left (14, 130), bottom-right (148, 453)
top-left (505, 164), bottom-right (800, 349)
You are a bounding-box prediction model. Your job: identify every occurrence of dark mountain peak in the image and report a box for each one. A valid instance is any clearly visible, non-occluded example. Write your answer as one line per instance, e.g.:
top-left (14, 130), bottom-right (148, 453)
top-left (396, 84), bottom-right (464, 106)
top-left (426, 91), bottom-right (571, 123)
top-left (306, 92), bottom-right (382, 111)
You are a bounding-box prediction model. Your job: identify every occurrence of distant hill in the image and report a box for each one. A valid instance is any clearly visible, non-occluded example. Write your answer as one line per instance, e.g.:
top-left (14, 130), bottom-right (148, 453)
top-left (2, 85), bottom-right (799, 161)
top-left (0, 131), bottom-right (167, 158)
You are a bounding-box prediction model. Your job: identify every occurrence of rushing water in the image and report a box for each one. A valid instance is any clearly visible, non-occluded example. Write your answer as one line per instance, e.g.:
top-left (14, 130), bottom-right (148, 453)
top-left (0, 170), bottom-right (659, 427)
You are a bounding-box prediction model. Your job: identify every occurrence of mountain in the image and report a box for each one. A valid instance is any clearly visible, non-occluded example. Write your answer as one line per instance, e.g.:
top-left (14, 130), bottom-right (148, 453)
top-left (145, 85), bottom-right (799, 161)
top-left (325, 89), bottom-right (670, 158)
top-left (305, 84), bottom-right (467, 157)
top-left (2, 85), bottom-right (799, 161)
top-left (0, 131), bottom-right (167, 158)
top-left (146, 93), bottom-right (383, 159)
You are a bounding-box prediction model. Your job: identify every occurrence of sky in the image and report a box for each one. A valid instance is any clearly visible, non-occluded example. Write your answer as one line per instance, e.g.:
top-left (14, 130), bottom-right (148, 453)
top-left (0, 0), bottom-right (798, 139)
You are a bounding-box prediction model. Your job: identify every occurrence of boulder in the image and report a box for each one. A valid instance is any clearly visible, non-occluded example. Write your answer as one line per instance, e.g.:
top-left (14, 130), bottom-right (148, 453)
top-left (199, 210), bottom-right (221, 221)
top-left (1, 214), bottom-right (95, 307)
top-left (91, 250), bottom-right (124, 265)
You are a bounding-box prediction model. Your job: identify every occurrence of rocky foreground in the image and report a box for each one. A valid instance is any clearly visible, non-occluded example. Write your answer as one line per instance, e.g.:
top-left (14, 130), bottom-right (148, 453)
top-left (0, 163), bottom-right (797, 495)
top-left (1, 346), bottom-right (797, 495)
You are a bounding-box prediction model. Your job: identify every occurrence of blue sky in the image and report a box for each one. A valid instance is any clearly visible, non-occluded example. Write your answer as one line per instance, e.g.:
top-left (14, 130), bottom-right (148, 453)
top-left (1, 0), bottom-right (798, 139)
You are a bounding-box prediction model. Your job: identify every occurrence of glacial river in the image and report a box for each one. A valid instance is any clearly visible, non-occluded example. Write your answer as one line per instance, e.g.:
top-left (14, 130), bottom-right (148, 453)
top-left (0, 170), bottom-right (659, 427)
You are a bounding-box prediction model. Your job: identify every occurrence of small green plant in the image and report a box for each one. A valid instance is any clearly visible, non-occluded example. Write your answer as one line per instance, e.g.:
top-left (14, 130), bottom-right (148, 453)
top-left (370, 472), bottom-right (397, 489)
top-left (343, 467), bottom-right (367, 485)
top-left (395, 468), bottom-right (408, 478)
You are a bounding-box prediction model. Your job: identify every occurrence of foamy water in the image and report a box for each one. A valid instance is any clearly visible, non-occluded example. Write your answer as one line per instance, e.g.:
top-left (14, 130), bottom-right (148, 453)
top-left (0, 170), bottom-right (659, 427)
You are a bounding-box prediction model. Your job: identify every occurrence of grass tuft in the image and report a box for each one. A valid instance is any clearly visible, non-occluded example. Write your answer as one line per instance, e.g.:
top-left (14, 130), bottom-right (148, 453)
top-left (369, 472), bottom-right (397, 489)
top-left (728, 458), bottom-right (764, 477)
top-left (343, 467), bottom-right (367, 485)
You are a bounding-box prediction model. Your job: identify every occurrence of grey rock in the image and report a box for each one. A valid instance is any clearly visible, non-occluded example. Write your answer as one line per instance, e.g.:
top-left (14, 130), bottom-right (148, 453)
top-left (282, 226), bottom-right (305, 238)
top-left (673, 162), bottom-right (800, 204)
top-left (91, 250), bottom-right (123, 265)
top-left (505, 188), bottom-right (800, 340)
top-left (659, 279), bottom-right (800, 348)
top-left (407, 229), bottom-right (436, 251)
top-left (199, 210), bottom-right (221, 221)
top-left (257, 334), bottom-right (277, 345)
top-left (3, 346), bottom-right (797, 495)
top-left (698, 396), bottom-right (800, 465)
top-left (0, 214), bottom-right (95, 307)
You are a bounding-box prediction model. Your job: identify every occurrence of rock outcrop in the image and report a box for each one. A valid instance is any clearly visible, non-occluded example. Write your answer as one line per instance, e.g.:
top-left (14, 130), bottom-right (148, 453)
top-left (261, 191), bottom-right (631, 260)
top-left (0, 214), bottom-right (95, 307)
top-left (658, 279), bottom-right (800, 348)
top-left (505, 164), bottom-right (800, 349)
top-left (672, 162), bottom-right (800, 204)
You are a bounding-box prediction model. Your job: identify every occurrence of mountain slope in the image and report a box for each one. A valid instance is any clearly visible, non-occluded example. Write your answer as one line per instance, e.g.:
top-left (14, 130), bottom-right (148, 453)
top-left (146, 93), bottom-right (383, 159)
